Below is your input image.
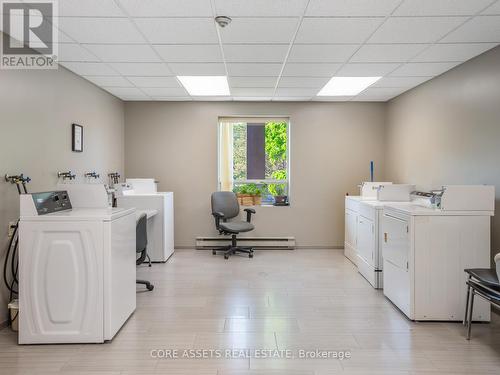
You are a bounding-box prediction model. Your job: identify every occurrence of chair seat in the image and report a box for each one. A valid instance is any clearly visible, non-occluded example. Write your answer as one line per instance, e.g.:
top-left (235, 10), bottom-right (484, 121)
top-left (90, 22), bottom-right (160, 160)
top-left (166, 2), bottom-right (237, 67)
top-left (219, 220), bottom-right (254, 233)
top-left (465, 268), bottom-right (500, 289)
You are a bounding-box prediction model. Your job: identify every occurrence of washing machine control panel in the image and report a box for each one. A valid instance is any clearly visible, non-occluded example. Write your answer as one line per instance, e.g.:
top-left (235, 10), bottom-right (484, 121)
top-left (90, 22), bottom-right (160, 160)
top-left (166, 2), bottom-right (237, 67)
top-left (31, 191), bottom-right (72, 215)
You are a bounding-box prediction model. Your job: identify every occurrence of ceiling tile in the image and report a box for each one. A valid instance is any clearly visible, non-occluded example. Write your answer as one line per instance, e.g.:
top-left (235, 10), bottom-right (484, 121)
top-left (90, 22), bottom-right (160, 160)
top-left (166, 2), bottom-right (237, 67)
top-left (229, 76), bottom-right (278, 87)
top-left (282, 63), bottom-right (342, 76)
top-left (168, 63), bottom-right (226, 75)
top-left (233, 97), bottom-right (273, 101)
top-left (288, 44), bottom-right (358, 63)
top-left (441, 16), bottom-right (500, 43)
top-left (360, 87), bottom-right (410, 96)
top-left (141, 87), bottom-right (188, 96)
top-left (126, 76), bottom-right (181, 88)
top-left (482, 1), bottom-right (500, 15)
top-left (336, 63), bottom-right (400, 76)
top-left (231, 88), bottom-right (276, 96)
top-left (413, 43), bottom-right (498, 62)
top-left (102, 87), bottom-right (147, 98)
top-left (155, 45), bottom-right (222, 62)
top-left (368, 17), bottom-right (467, 43)
top-left (275, 88), bottom-right (319, 96)
top-left (355, 87), bottom-right (410, 101)
top-left (119, 0), bottom-right (213, 17)
top-left (390, 61), bottom-right (460, 76)
top-left (190, 96), bottom-right (232, 101)
top-left (353, 96), bottom-right (389, 102)
top-left (84, 44), bottom-right (161, 62)
top-left (83, 76), bottom-right (134, 87)
top-left (351, 44), bottom-right (429, 63)
top-left (134, 18), bottom-right (219, 44)
top-left (223, 45), bottom-right (289, 63)
top-left (152, 97), bottom-right (193, 101)
top-left (110, 62), bottom-right (172, 76)
top-left (278, 76), bottom-right (330, 88)
top-left (61, 62), bottom-right (119, 76)
top-left (296, 18), bottom-right (384, 44)
top-left (273, 97), bottom-right (312, 101)
top-left (214, 0), bottom-right (308, 16)
top-left (312, 96), bottom-right (352, 101)
top-left (372, 76), bottom-right (433, 88)
top-left (227, 63), bottom-right (282, 76)
top-left (60, 0), bottom-right (124, 17)
top-left (306, 0), bottom-right (401, 16)
top-left (394, 0), bottom-right (493, 16)
top-left (57, 31), bottom-right (76, 44)
top-left (219, 18), bottom-right (298, 44)
top-left (58, 17), bottom-right (145, 44)
top-left (58, 44), bottom-right (100, 62)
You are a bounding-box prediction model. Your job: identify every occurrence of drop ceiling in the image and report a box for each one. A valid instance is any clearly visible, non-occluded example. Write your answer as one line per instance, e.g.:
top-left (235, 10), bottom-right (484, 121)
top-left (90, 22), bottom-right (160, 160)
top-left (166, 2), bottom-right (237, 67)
top-left (22, 1), bottom-right (500, 101)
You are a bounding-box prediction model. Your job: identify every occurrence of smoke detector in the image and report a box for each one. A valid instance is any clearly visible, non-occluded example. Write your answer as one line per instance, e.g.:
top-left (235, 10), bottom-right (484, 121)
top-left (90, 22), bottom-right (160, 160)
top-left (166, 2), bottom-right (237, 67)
top-left (215, 16), bottom-right (232, 28)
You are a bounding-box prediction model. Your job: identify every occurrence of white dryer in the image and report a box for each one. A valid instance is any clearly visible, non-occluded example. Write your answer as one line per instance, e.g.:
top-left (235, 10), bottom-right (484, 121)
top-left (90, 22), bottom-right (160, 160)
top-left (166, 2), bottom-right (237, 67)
top-left (19, 191), bottom-right (136, 344)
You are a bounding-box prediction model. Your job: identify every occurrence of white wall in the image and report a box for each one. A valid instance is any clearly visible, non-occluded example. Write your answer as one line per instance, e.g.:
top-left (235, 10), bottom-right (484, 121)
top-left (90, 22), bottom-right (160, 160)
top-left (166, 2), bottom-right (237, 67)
top-left (0, 66), bottom-right (125, 321)
top-left (385, 45), bottom-right (500, 259)
top-left (124, 101), bottom-right (387, 248)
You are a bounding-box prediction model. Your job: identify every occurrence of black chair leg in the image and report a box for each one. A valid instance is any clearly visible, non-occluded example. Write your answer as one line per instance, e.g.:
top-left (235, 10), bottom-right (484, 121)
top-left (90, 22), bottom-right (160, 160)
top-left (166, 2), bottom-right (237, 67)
top-left (212, 245), bottom-right (231, 255)
top-left (137, 279), bottom-right (154, 291)
top-left (464, 282), bottom-right (471, 326)
top-left (466, 291), bottom-right (475, 340)
top-left (211, 235), bottom-right (254, 259)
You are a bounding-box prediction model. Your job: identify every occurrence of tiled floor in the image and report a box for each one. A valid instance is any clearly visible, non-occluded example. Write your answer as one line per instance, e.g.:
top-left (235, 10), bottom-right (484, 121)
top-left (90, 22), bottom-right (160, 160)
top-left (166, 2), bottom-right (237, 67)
top-left (1, 249), bottom-right (500, 374)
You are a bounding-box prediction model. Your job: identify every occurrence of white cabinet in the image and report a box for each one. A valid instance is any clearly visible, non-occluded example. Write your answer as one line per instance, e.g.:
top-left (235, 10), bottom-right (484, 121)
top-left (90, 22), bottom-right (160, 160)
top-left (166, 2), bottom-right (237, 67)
top-left (117, 192), bottom-right (174, 262)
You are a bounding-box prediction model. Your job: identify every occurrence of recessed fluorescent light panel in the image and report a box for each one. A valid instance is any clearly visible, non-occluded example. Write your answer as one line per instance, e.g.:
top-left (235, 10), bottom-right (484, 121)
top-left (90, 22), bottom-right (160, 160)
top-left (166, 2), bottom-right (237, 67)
top-left (177, 76), bottom-right (230, 96)
top-left (317, 76), bottom-right (381, 96)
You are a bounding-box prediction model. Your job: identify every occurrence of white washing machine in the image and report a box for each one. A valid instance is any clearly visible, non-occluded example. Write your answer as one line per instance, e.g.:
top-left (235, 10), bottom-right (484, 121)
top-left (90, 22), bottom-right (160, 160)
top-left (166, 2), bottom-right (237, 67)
top-left (19, 190), bottom-right (136, 344)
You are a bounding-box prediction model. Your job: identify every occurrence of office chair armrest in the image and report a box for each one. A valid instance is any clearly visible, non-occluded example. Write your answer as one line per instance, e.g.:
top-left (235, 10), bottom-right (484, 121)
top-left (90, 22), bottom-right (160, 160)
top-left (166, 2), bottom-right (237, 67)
top-left (212, 211), bottom-right (225, 229)
top-left (244, 208), bottom-right (256, 223)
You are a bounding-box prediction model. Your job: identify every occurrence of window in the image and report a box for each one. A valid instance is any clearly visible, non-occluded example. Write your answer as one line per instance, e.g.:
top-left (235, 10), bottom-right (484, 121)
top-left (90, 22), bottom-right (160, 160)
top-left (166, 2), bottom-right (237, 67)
top-left (218, 117), bottom-right (290, 205)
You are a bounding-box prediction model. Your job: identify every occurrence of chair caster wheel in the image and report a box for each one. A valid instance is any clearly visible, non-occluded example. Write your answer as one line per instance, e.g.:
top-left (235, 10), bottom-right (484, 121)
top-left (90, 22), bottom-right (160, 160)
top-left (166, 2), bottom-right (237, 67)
top-left (224, 254), bottom-right (229, 259)
top-left (249, 253), bottom-right (253, 258)
top-left (147, 285), bottom-right (154, 291)
top-left (212, 250), bottom-right (217, 255)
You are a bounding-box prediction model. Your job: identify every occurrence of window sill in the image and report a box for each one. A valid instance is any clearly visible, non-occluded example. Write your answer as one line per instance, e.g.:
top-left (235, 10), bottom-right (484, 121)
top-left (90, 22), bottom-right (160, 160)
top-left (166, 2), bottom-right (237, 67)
top-left (241, 204), bottom-right (291, 208)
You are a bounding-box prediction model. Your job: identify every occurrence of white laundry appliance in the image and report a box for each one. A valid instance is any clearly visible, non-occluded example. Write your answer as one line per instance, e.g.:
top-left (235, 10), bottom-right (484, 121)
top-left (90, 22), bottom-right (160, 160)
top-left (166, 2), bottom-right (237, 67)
top-left (19, 188), bottom-right (136, 344)
top-left (345, 183), bottom-right (414, 289)
top-left (382, 185), bottom-right (494, 321)
top-left (344, 182), bottom-right (393, 265)
top-left (116, 178), bottom-right (174, 262)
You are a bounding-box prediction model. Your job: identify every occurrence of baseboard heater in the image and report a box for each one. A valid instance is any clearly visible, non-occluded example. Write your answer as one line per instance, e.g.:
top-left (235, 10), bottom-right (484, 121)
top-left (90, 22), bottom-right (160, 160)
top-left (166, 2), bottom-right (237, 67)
top-left (196, 236), bottom-right (295, 250)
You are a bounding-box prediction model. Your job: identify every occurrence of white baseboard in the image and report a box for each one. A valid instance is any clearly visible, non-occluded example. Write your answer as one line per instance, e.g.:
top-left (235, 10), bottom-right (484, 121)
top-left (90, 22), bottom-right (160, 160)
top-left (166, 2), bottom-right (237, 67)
top-left (195, 236), bottom-right (295, 249)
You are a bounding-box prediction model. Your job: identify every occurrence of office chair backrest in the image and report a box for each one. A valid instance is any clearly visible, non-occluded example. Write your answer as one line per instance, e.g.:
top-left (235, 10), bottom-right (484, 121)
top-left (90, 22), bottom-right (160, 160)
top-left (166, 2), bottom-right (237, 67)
top-left (211, 191), bottom-right (240, 219)
top-left (136, 213), bottom-right (147, 254)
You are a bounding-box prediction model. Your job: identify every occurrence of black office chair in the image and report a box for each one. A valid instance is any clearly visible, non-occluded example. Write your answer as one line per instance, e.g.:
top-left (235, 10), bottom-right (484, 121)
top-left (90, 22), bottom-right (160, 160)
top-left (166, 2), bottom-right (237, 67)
top-left (463, 268), bottom-right (500, 339)
top-left (211, 191), bottom-right (255, 259)
top-left (136, 213), bottom-right (154, 291)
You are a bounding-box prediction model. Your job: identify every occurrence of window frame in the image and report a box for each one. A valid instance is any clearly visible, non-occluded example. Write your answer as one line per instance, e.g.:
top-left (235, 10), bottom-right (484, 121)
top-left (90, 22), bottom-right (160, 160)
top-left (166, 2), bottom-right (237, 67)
top-left (217, 116), bottom-right (291, 206)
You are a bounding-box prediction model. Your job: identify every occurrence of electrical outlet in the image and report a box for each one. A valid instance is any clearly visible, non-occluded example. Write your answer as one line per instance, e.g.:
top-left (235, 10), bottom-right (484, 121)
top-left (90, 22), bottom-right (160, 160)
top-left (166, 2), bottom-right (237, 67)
top-left (7, 222), bottom-right (17, 238)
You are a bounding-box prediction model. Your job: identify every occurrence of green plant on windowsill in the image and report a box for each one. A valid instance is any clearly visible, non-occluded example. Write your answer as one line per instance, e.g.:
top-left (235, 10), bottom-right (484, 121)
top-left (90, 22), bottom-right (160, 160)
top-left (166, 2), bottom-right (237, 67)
top-left (233, 183), bottom-right (265, 206)
top-left (269, 183), bottom-right (288, 206)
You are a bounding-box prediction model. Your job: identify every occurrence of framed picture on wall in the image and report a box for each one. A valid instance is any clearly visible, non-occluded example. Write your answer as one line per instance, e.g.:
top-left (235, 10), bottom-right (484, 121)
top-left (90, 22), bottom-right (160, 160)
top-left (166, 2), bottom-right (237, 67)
top-left (72, 123), bottom-right (83, 152)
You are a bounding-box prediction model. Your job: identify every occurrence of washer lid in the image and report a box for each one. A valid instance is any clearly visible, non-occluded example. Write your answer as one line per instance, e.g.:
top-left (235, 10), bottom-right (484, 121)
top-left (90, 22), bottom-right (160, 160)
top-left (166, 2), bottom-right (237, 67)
top-left (21, 207), bottom-right (135, 221)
